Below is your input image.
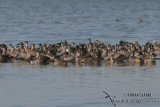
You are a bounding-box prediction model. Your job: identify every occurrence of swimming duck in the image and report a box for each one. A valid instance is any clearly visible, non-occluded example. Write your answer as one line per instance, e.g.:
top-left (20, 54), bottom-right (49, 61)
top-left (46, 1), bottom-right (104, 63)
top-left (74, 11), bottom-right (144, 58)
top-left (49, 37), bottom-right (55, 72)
top-left (15, 46), bottom-right (21, 53)
top-left (139, 18), bottom-right (143, 22)
top-left (151, 40), bottom-right (160, 55)
top-left (70, 42), bottom-right (75, 52)
top-left (37, 44), bottom-right (43, 51)
top-left (56, 44), bottom-right (67, 56)
top-left (44, 50), bottom-right (59, 61)
top-left (0, 44), bottom-right (7, 50)
top-left (103, 51), bottom-right (115, 62)
top-left (30, 43), bottom-right (38, 56)
top-left (105, 57), bottom-right (116, 63)
top-left (61, 51), bottom-right (75, 62)
top-left (101, 48), bottom-right (108, 59)
top-left (0, 48), bottom-right (12, 62)
top-left (53, 58), bottom-right (67, 66)
top-left (136, 55), bottom-right (144, 63)
top-left (24, 41), bottom-right (31, 53)
top-left (129, 52), bottom-right (137, 62)
top-left (142, 53), bottom-right (155, 62)
top-left (17, 42), bottom-right (24, 51)
top-left (18, 48), bottom-right (32, 61)
top-left (30, 52), bottom-right (49, 64)
top-left (115, 51), bottom-right (126, 62)
top-left (0, 52), bottom-right (9, 62)
top-left (7, 46), bottom-right (18, 58)
top-left (75, 50), bottom-right (94, 63)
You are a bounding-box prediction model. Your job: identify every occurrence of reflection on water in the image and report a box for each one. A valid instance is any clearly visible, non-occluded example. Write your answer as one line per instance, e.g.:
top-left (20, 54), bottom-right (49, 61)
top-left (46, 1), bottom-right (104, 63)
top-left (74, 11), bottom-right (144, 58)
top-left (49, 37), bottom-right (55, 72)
top-left (0, 60), bottom-right (160, 107)
top-left (5, 59), bottom-right (158, 68)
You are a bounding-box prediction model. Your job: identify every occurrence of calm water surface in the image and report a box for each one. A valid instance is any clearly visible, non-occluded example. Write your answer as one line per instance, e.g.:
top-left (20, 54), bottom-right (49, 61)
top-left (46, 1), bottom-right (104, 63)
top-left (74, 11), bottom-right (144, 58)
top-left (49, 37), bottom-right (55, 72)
top-left (0, 0), bottom-right (160, 107)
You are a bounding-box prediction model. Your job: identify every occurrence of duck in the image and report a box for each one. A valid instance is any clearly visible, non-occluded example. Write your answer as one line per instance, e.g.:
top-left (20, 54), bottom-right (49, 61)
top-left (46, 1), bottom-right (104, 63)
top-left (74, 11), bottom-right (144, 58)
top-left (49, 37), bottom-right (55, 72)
top-left (75, 50), bottom-right (94, 63)
top-left (24, 41), bottom-right (31, 53)
top-left (7, 46), bottom-right (18, 58)
top-left (8, 44), bottom-right (14, 51)
top-left (0, 48), bottom-right (12, 62)
top-left (95, 40), bottom-right (101, 45)
top-left (103, 51), bottom-right (116, 63)
top-left (56, 44), bottom-right (67, 56)
top-left (151, 40), bottom-right (160, 55)
top-left (0, 43), bottom-right (7, 49)
top-left (101, 48), bottom-right (107, 59)
top-left (137, 55), bottom-right (144, 63)
top-left (116, 54), bottom-right (126, 62)
top-left (17, 42), bottom-right (24, 51)
top-left (30, 43), bottom-right (38, 56)
top-left (134, 41), bottom-right (141, 50)
top-left (104, 51), bottom-right (114, 60)
top-left (15, 46), bottom-right (21, 53)
top-left (30, 52), bottom-right (49, 64)
top-left (105, 57), bottom-right (116, 63)
top-left (44, 50), bottom-right (59, 61)
top-left (129, 52), bottom-right (137, 62)
top-left (129, 52), bottom-right (144, 63)
top-left (53, 58), bottom-right (67, 66)
top-left (61, 48), bottom-right (75, 62)
top-left (62, 52), bottom-right (75, 62)
top-left (70, 42), bottom-right (75, 52)
top-left (0, 52), bottom-right (9, 62)
top-left (37, 44), bottom-right (43, 51)
top-left (138, 18), bottom-right (143, 22)
top-left (18, 48), bottom-right (32, 61)
top-left (116, 18), bottom-right (119, 21)
top-left (142, 54), bottom-right (155, 62)
top-left (152, 40), bottom-right (160, 49)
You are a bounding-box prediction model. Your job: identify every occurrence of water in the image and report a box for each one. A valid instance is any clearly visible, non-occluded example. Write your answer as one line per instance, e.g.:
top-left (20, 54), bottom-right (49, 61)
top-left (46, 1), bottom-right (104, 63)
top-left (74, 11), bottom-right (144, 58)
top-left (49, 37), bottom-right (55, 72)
top-left (0, 0), bottom-right (160, 107)
top-left (1, 0), bottom-right (160, 45)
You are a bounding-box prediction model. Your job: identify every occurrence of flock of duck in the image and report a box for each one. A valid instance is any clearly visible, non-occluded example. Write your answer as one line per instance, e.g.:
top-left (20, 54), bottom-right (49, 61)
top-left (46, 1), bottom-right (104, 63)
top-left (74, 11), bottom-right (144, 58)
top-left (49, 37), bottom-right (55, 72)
top-left (0, 39), bottom-right (160, 66)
